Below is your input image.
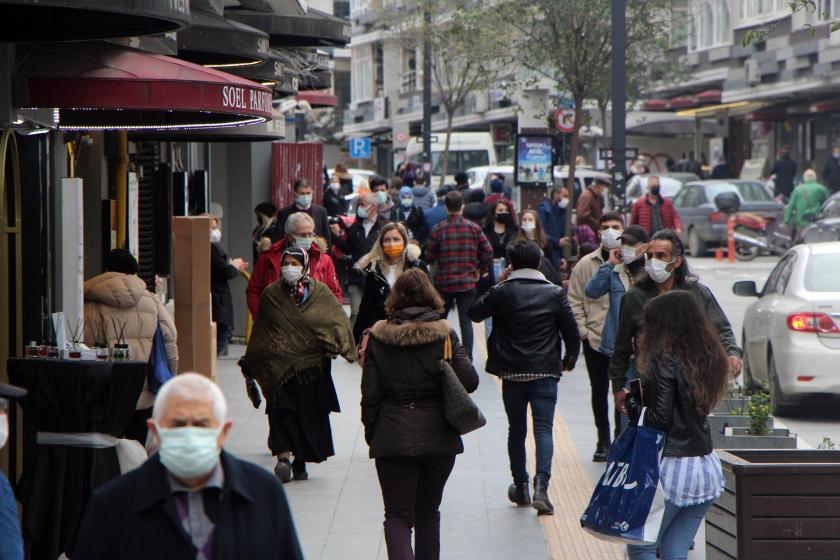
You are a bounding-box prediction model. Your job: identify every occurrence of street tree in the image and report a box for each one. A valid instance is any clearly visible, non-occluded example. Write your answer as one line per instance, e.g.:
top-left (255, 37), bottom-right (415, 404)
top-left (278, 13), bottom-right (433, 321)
top-left (375, 0), bottom-right (511, 183)
top-left (501, 0), bottom-right (673, 227)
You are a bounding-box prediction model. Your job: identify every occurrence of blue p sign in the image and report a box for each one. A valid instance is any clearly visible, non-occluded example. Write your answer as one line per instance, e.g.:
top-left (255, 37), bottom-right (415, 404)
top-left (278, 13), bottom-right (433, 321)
top-left (349, 137), bottom-right (371, 159)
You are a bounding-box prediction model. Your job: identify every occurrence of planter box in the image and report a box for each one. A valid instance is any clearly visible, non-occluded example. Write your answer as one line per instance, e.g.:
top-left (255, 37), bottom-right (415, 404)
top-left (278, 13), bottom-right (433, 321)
top-left (714, 427), bottom-right (797, 450)
top-left (706, 450), bottom-right (840, 560)
top-left (709, 415), bottom-right (772, 447)
top-left (713, 397), bottom-right (750, 415)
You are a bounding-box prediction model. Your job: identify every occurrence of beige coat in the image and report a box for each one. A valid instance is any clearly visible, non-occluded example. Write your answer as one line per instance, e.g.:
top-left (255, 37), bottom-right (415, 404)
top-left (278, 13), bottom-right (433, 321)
top-left (567, 249), bottom-right (610, 350)
top-left (83, 272), bottom-right (178, 409)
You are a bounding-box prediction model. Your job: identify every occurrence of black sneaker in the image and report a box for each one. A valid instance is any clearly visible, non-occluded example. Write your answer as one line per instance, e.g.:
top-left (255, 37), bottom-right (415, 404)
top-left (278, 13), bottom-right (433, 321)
top-left (292, 459), bottom-right (309, 481)
top-left (592, 442), bottom-right (610, 462)
top-left (532, 475), bottom-right (554, 516)
top-left (507, 482), bottom-right (531, 506)
top-left (274, 457), bottom-right (292, 483)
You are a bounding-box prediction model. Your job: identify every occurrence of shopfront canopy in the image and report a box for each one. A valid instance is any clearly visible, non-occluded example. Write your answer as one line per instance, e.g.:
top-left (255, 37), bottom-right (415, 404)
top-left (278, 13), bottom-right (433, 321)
top-left (177, 9), bottom-right (270, 68)
top-left (296, 91), bottom-right (338, 108)
top-left (15, 43), bottom-right (273, 130)
top-left (0, 0), bottom-right (191, 42)
top-left (227, 7), bottom-right (351, 47)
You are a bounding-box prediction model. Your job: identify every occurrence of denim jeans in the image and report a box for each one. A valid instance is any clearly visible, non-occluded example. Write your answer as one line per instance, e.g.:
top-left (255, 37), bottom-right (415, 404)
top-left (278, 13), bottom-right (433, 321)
top-left (501, 377), bottom-right (558, 484)
top-left (442, 290), bottom-right (476, 360)
top-left (627, 499), bottom-right (714, 560)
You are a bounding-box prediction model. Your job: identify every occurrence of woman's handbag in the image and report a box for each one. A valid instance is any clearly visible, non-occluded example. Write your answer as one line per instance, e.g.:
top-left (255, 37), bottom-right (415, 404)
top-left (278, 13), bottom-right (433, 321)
top-left (148, 323), bottom-right (174, 393)
top-left (356, 327), bottom-right (372, 368)
top-left (440, 335), bottom-right (486, 435)
top-left (580, 408), bottom-right (666, 545)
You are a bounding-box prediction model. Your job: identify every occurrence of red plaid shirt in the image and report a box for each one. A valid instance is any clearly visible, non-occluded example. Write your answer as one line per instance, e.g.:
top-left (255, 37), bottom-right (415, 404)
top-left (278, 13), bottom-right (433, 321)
top-left (425, 213), bottom-right (493, 293)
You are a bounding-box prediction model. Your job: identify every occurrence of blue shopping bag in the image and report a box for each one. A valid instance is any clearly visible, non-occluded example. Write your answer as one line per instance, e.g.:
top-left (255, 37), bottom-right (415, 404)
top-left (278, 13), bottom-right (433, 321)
top-left (580, 410), bottom-right (666, 545)
top-left (148, 323), bottom-right (173, 393)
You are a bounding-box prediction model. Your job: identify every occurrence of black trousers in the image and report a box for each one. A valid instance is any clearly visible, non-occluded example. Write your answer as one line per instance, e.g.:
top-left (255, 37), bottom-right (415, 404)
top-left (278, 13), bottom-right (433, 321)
top-left (375, 455), bottom-right (456, 560)
top-left (442, 290), bottom-right (475, 360)
top-left (582, 340), bottom-right (622, 444)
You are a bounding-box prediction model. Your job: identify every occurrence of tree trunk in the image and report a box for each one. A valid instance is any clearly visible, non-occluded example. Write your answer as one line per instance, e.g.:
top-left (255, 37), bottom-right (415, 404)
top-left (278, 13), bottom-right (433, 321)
top-left (565, 98), bottom-right (584, 240)
top-left (440, 109), bottom-right (454, 186)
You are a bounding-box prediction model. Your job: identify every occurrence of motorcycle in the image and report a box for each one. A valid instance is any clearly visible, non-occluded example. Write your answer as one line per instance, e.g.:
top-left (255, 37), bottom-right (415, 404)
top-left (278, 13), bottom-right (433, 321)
top-left (714, 191), bottom-right (791, 261)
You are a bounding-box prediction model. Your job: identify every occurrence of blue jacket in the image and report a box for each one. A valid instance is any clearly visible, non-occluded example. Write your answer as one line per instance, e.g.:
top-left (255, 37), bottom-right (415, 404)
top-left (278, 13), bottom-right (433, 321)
top-left (424, 202), bottom-right (448, 232)
top-left (584, 262), bottom-right (632, 356)
top-left (537, 199), bottom-right (566, 243)
top-left (0, 471), bottom-right (23, 560)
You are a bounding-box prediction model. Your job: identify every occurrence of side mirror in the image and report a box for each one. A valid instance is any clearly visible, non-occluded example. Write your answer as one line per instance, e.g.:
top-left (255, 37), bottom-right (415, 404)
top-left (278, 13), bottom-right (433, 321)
top-left (733, 280), bottom-right (760, 298)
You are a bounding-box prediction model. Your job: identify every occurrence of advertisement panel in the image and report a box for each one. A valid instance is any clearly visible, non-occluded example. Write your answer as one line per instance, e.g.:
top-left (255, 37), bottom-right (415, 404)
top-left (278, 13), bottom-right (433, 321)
top-left (515, 134), bottom-right (554, 187)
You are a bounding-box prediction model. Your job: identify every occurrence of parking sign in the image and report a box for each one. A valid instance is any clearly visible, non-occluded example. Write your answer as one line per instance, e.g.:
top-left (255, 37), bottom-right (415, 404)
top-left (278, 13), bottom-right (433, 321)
top-left (349, 137), bottom-right (371, 159)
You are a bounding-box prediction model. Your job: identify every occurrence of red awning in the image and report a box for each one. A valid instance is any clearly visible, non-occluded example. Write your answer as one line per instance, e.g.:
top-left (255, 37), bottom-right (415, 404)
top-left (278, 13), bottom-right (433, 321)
top-left (642, 98), bottom-right (669, 111)
top-left (668, 96), bottom-right (695, 109)
top-left (810, 100), bottom-right (840, 114)
top-left (695, 89), bottom-right (722, 104)
top-left (15, 43), bottom-right (273, 130)
top-left (296, 91), bottom-right (338, 108)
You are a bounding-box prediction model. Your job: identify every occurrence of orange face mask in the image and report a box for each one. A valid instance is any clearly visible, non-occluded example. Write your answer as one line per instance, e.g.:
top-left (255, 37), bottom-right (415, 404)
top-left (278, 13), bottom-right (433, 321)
top-left (383, 242), bottom-right (405, 258)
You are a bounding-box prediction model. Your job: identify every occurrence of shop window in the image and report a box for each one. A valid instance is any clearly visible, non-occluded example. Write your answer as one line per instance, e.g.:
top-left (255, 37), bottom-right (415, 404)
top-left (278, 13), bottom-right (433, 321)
top-left (819, 0), bottom-right (840, 19)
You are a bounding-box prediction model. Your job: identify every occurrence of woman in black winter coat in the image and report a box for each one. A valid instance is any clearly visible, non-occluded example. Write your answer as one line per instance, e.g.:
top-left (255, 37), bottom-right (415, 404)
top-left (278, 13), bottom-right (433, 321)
top-left (361, 268), bottom-right (478, 560)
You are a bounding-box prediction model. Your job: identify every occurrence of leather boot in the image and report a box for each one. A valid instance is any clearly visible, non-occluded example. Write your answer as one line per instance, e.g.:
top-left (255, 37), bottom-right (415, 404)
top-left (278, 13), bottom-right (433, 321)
top-left (292, 459), bottom-right (309, 481)
top-left (532, 475), bottom-right (554, 516)
top-left (592, 441), bottom-right (610, 462)
top-left (507, 482), bottom-right (531, 506)
top-left (274, 457), bottom-right (292, 483)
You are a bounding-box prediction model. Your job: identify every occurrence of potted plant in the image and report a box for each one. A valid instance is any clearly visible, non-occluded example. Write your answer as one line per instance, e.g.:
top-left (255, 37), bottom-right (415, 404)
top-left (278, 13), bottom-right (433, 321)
top-left (712, 391), bottom-right (796, 450)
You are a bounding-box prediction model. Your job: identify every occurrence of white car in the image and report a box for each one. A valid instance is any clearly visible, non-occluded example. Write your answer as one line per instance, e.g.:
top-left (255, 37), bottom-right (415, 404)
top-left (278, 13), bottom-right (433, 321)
top-left (734, 242), bottom-right (840, 415)
top-left (327, 168), bottom-right (376, 191)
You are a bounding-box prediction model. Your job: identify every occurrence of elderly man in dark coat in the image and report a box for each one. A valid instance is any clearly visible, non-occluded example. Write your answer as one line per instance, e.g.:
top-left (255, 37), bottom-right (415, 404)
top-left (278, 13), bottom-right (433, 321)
top-left (73, 374), bottom-right (303, 560)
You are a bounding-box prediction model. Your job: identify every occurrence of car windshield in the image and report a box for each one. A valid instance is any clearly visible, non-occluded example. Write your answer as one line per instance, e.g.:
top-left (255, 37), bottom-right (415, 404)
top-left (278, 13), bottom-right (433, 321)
top-left (431, 150), bottom-right (490, 175)
top-left (821, 197), bottom-right (840, 218)
top-left (805, 254), bottom-right (840, 292)
top-left (705, 182), bottom-right (772, 203)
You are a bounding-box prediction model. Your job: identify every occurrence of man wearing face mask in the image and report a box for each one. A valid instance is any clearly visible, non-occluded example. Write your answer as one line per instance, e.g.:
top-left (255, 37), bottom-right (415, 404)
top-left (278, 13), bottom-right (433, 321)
top-left (576, 178), bottom-right (609, 233)
top-left (74, 374), bottom-right (304, 559)
top-left (394, 185), bottom-right (428, 245)
top-left (247, 212), bottom-right (342, 318)
top-left (822, 145), bottom-right (840, 195)
top-left (537, 187), bottom-right (571, 268)
top-left (568, 213), bottom-right (625, 461)
top-left (371, 177), bottom-right (395, 221)
top-left (608, 229), bottom-right (742, 417)
top-left (210, 216), bottom-right (248, 357)
top-left (272, 178), bottom-right (331, 244)
top-left (0, 383), bottom-right (26, 560)
top-left (332, 192), bottom-right (389, 327)
top-left (629, 176), bottom-right (682, 237)
top-left (324, 175), bottom-right (347, 217)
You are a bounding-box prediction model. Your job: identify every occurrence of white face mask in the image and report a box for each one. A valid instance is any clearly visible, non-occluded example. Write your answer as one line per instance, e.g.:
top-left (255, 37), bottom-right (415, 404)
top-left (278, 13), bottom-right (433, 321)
top-left (645, 256), bottom-right (674, 284)
top-left (0, 413), bottom-right (7, 449)
top-left (329, 182), bottom-right (341, 192)
top-left (621, 245), bottom-right (640, 264)
top-left (374, 191), bottom-right (389, 205)
top-left (521, 222), bottom-right (536, 233)
top-left (210, 228), bottom-right (222, 244)
top-left (281, 265), bottom-right (304, 284)
top-left (294, 237), bottom-right (314, 251)
top-left (601, 228), bottom-right (622, 249)
top-left (558, 198), bottom-right (569, 209)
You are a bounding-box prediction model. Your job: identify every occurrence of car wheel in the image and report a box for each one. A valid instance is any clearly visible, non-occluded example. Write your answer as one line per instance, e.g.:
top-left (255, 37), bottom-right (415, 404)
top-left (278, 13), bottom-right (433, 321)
top-left (742, 334), bottom-right (760, 391)
top-left (689, 227), bottom-right (707, 258)
top-left (768, 351), bottom-right (798, 417)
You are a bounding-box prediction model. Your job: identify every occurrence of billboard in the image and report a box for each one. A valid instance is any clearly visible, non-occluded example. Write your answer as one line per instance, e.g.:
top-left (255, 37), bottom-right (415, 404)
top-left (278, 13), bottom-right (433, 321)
top-left (515, 134), bottom-right (554, 187)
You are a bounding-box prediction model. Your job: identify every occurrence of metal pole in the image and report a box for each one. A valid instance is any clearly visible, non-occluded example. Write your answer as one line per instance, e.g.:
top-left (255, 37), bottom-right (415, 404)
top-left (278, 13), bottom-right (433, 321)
top-left (422, 4), bottom-right (432, 180)
top-left (611, 0), bottom-right (627, 212)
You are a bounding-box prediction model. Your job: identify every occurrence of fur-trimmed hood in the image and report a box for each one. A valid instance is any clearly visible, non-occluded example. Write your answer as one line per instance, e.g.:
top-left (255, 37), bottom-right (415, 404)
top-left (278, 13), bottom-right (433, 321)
top-left (371, 318), bottom-right (450, 347)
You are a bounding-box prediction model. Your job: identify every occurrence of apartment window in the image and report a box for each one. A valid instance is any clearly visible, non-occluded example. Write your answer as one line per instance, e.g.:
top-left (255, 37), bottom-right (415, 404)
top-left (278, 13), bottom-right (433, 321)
top-left (351, 0), bottom-right (371, 19)
top-left (717, 0), bottom-right (730, 43)
top-left (692, 0), bottom-right (731, 50)
top-left (351, 45), bottom-right (373, 103)
top-left (819, 0), bottom-right (840, 19)
top-left (741, 0), bottom-right (787, 19)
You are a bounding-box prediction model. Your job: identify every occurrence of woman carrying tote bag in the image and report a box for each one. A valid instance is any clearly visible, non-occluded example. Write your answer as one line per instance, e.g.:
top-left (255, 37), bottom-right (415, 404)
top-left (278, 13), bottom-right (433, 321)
top-left (361, 268), bottom-right (479, 560)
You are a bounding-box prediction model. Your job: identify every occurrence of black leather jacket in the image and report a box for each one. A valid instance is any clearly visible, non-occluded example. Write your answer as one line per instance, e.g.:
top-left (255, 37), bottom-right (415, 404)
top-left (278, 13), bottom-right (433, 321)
top-left (468, 270), bottom-right (580, 376)
top-left (626, 359), bottom-right (713, 458)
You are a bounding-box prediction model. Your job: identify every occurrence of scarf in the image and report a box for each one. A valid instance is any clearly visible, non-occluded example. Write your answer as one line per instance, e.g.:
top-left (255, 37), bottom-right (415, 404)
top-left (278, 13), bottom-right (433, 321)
top-left (281, 246), bottom-right (310, 304)
top-left (239, 279), bottom-right (355, 397)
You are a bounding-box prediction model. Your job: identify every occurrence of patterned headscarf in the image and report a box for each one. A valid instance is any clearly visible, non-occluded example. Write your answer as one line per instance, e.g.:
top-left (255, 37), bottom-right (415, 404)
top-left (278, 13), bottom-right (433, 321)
top-left (281, 246), bottom-right (310, 304)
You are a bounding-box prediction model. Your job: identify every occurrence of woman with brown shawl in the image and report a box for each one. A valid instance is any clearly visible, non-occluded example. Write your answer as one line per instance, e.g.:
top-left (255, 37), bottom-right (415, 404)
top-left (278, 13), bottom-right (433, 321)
top-left (240, 246), bottom-right (355, 482)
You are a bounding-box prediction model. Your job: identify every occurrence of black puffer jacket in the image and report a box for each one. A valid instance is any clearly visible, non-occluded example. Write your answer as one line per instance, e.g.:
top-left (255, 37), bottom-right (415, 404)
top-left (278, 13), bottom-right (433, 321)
top-left (626, 358), bottom-right (713, 458)
top-left (361, 310), bottom-right (478, 458)
top-left (468, 269), bottom-right (580, 376)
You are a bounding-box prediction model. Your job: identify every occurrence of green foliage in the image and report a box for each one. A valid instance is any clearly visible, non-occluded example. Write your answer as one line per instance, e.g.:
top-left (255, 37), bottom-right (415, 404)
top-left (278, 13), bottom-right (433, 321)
top-left (817, 436), bottom-right (837, 450)
top-left (743, 0), bottom-right (840, 46)
top-left (747, 391), bottom-right (771, 437)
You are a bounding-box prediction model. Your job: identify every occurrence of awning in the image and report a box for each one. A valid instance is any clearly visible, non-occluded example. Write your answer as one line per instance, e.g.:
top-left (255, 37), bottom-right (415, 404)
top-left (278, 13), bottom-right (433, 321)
top-left (130, 109), bottom-right (286, 141)
top-left (297, 91), bottom-right (338, 108)
top-left (227, 49), bottom-right (288, 90)
top-left (695, 89), bottom-right (722, 104)
top-left (642, 99), bottom-right (669, 111)
top-left (668, 96), bottom-right (695, 109)
top-left (177, 9), bottom-right (270, 68)
top-left (0, 0), bottom-right (190, 43)
top-left (227, 7), bottom-right (351, 47)
top-left (298, 70), bottom-right (332, 91)
top-left (15, 43), bottom-right (273, 130)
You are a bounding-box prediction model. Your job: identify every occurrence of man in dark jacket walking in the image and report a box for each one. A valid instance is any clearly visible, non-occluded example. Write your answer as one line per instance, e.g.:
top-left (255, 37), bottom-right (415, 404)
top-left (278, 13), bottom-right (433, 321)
top-left (770, 146), bottom-right (797, 201)
top-left (74, 374), bottom-right (303, 560)
top-left (210, 216), bottom-right (247, 357)
top-left (576, 179), bottom-right (608, 233)
top-left (272, 178), bottom-right (331, 243)
top-left (822, 145), bottom-right (840, 194)
top-left (469, 240), bottom-right (580, 516)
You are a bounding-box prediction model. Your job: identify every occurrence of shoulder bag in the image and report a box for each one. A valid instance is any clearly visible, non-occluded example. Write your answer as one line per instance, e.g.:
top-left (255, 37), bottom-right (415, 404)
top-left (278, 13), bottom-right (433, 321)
top-left (440, 334), bottom-right (486, 435)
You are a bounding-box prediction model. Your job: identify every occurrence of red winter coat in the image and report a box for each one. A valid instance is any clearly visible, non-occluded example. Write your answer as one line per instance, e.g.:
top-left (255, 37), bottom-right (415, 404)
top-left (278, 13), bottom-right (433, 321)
top-left (630, 196), bottom-right (683, 236)
top-left (246, 238), bottom-right (342, 317)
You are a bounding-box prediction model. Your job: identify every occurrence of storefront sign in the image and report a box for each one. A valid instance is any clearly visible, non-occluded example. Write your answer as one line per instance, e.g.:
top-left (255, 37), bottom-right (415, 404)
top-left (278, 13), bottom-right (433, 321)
top-left (221, 86), bottom-right (273, 115)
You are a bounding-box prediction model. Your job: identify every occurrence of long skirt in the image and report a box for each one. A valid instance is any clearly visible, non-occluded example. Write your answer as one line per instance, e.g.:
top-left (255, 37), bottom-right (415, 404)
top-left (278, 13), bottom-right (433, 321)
top-left (266, 359), bottom-right (340, 463)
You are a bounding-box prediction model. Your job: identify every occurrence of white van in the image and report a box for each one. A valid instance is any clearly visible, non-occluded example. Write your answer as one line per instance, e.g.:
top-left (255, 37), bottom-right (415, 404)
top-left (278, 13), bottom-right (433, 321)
top-left (405, 132), bottom-right (497, 187)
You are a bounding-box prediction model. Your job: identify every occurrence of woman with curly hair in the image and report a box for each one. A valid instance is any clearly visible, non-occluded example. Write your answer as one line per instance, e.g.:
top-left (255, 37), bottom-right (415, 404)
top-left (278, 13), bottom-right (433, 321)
top-left (624, 290), bottom-right (730, 560)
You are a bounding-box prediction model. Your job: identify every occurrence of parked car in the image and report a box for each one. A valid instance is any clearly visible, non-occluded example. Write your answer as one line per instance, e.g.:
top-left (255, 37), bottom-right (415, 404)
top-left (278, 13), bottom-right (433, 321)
top-left (326, 168), bottom-right (376, 191)
top-left (625, 174), bottom-right (685, 203)
top-left (799, 191), bottom-right (840, 244)
top-left (733, 242), bottom-right (840, 415)
top-left (667, 172), bottom-right (702, 184)
top-left (672, 180), bottom-right (783, 257)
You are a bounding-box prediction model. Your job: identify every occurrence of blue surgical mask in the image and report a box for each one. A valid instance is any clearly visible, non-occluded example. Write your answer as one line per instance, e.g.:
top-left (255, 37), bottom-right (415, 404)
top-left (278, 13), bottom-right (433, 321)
top-left (296, 194), bottom-right (312, 209)
top-left (401, 197), bottom-right (413, 208)
top-left (357, 205), bottom-right (370, 219)
top-left (375, 191), bottom-right (389, 205)
top-left (157, 426), bottom-right (221, 480)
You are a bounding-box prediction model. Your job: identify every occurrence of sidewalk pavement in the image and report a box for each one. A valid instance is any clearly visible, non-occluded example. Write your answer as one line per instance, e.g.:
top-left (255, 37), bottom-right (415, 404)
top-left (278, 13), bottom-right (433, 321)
top-left (220, 315), bottom-right (705, 559)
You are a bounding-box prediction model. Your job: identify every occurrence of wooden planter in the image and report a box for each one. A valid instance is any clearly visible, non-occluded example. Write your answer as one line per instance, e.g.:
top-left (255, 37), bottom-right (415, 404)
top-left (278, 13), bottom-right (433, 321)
top-left (706, 450), bottom-right (840, 560)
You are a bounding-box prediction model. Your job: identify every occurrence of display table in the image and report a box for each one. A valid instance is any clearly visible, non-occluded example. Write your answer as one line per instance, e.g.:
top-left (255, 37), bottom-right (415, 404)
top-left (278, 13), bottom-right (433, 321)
top-left (7, 358), bottom-right (148, 560)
